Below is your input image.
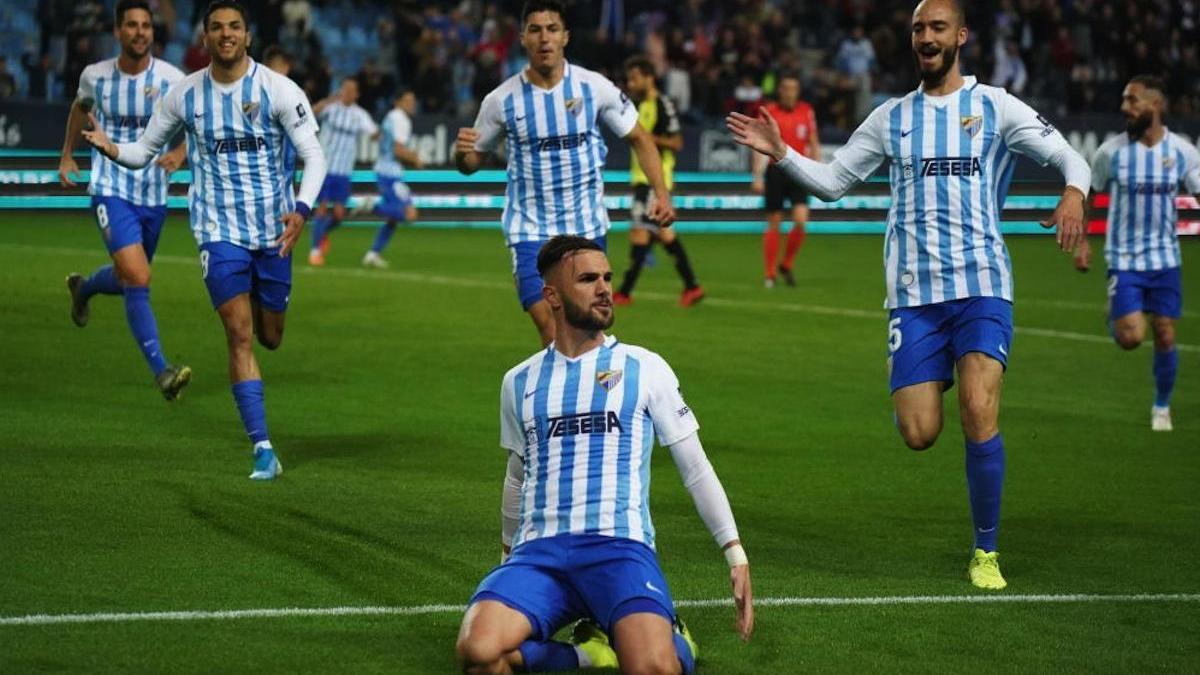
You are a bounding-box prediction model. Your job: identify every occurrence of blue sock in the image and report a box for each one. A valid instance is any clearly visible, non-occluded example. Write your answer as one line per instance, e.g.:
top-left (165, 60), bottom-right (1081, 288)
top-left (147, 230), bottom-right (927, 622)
top-left (517, 640), bottom-right (578, 672)
top-left (122, 286), bottom-right (167, 376)
top-left (80, 265), bottom-right (122, 299)
top-left (231, 379), bottom-right (270, 444)
top-left (965, 433), bottom-right (1005, 552)
top-left (674, 632), bottom-right (696, 675)
top-left (310, 215), bottom-right (331, 250)
top-left (371, 221), bottom-right (397, 253)
top-left (1153, 348), bottom-right (1177, 407)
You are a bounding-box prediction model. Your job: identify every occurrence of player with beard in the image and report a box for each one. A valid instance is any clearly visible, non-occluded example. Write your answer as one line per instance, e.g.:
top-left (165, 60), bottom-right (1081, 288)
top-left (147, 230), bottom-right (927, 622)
top-left (1074, 76), bottom-right (1200, 431)
top-left (81, 0), bottom-right (328, 480)
top-left (456, 235), bottom-right (753, 674)
top-left (61, 0), bottom-right (191, 401)
top-left (728, 0), bottom-right (1090, 589)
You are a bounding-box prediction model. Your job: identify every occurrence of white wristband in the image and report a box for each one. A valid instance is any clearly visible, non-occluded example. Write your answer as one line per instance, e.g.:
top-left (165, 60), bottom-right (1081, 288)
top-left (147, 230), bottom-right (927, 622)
top-left (724, 544), bottom-right (748, 567)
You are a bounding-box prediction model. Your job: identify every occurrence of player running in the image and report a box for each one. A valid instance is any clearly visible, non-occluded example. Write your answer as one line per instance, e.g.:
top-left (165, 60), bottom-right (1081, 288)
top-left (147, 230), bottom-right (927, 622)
top-left (454, 0), bottom-right (676, 346)
top-left (81, 0), bottom-right (328, 480)
top-left (60, 0), bottom-right (191, 400)
top-left (753, 72), bottom-right (820, 288)
top-left (728, 0), bottom-right (1090, 589)
top-left (613, 56), bottom-right (703, 308)
top-left (1074, 75), bottom-right (1200, 432)
top-left (307, 76), bottom-right (379, 266)
top-left (455, 235), bottom-right (753, 675)
top-left (364, 89), bottom-right (423, 269)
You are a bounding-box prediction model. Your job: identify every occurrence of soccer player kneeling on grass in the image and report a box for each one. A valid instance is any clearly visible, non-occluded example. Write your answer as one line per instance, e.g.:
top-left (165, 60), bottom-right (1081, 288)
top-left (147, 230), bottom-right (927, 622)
top-left (81, 0), bottom-right (328, 480)
top-left (456, 236), bottom-right (753, 674)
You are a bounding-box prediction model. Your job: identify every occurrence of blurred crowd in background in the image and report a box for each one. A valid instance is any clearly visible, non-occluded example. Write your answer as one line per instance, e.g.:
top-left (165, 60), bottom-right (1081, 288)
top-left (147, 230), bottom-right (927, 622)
top-left (3, 0), bottom-right (1199, 132)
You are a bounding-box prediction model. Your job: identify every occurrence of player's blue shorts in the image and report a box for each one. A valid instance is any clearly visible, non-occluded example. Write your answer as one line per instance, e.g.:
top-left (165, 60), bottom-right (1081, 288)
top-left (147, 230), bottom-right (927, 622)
top-left (374, 177), bottom-right (413, 221)
top-left (470, 533), bottom-right (676, 640)
top-left (199, 241), bottom-right (292, 312)
top-left (91, 196), bottom-right (167, 258)
top-left (510, 235), bottom-right (608, 310)
top-left (1108, 267), bottom-right (1182, 320)
top-left (317, 174), bottom-right (352, 205)
top-left (887, 296), bottom-right (1013, 393)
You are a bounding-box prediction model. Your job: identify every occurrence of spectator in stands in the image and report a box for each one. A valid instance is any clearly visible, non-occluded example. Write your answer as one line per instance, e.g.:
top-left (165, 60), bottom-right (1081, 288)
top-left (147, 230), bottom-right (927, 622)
top-left (356, 58), bottom-right (393, 119)
top-left (280, 0), bottom-right (311, 31)
top-left (0, 57), bottom-right (16, 100)
top-left (182, 24), bottom-right (210, 72)
top-left (22, 52), bottom-right (57, 101)
top-left (991, 40), bottom-right (1027, 95)
top-left (664, 57), bottom-right (692, 120)
top-left (834, 23), bottom-right (875, 123)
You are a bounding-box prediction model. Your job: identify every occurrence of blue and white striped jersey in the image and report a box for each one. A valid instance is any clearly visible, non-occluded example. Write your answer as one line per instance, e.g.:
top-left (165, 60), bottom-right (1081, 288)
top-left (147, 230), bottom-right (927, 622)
top-left (374, 108), bottom-right (413, 179)
top-left (835, 76), bottom-right (1079, 308)
top-left (1093, 130), bottom-right (1200, 272)
top-left (77, 58), bottom-right (185, 206)
top-left (318, 101), bottom-right (377, 176)
top-left (500, 335), bottom-right (699, 550)
top-left (473, 62), bottom-right (640, 246)
top-left (132, 60), bottom-right (320, 250)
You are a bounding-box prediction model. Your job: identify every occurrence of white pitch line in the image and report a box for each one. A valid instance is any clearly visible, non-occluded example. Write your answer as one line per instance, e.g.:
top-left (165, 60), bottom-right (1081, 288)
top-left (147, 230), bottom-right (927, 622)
top-left (2, 593), bottom-right (1197, 627)
top-left (3, 242), bottom-right (1197, 352)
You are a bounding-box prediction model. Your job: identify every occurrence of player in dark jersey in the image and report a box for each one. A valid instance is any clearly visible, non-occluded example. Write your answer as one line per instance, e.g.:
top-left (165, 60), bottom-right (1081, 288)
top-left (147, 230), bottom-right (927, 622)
top-left (613, 56), bottom-right (703, 308)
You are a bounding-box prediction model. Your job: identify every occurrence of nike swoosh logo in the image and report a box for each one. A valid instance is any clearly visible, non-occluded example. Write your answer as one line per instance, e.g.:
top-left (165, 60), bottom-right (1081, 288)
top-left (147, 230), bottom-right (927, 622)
top-left (524, 391), bottom-right (536, 399)
top-left (998, 345), bottom-right (1008, 356)
top-left (514, 115), bottom-right (527, 122)
top-left (977, 526), bottom-right (996, 533)
top-left (194, 113), bottom-right (204, 119)
top-left (900, 128), bottom-right (914, 138)
top-left (645, 580), bottom-right (663, 595)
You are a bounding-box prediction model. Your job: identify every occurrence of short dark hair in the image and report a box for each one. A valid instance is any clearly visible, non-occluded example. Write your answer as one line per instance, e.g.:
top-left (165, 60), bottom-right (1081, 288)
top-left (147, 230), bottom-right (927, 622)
top-left (537, 235), bottom-right (604, 278)
top-left (778, 71), bottom-right (801, 85)
top-left (204, 0), bottom-right (249, 28)
top-left (522, 0), bottom-right (568, 30)
top-left (1129, 74), bottom-right (1167, 96)
top-left (262, 45), bottom-right (290, 64)
top-left (115, 0), bottom-right (152, 25)
top-left (623, 56), bottom-right (654, 77)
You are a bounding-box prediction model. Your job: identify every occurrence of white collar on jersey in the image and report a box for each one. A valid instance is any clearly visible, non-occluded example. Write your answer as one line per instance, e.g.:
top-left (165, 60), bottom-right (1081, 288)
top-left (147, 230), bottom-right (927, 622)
top-left (547, 334), bottom-right (617, 361)
top-left (520, 60), bottom-right (573, 93)
top-left (112, 56), bottom-right (156, 79)
top-left (916, 75), bottom-right (977, 100)
top-left (206, 59), bottom-right (259, 94)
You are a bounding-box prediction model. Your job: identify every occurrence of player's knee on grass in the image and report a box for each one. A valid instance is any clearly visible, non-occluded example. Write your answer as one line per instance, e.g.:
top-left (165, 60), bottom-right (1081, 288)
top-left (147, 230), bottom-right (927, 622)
top-left (613, 612), bottom-right (682, 675)
top-left (1151, 316), bottom-right (1175, 351)
top-left (455, 637), bottom-right (508, 674)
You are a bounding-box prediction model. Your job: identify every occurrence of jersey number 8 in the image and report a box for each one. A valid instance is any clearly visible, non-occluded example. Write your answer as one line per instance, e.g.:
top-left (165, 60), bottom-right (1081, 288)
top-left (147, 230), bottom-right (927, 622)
top-left (94, 203), bottom-right (109, 231)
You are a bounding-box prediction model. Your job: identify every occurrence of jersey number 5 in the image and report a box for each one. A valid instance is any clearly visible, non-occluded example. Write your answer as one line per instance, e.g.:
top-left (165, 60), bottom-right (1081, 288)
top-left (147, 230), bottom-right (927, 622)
top-left (887, 317), bottom-right (903, 354)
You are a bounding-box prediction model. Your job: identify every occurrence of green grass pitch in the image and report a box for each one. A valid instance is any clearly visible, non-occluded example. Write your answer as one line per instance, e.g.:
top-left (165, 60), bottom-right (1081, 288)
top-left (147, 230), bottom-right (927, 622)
top-left (0, 214), bottom-right (1197, 673)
